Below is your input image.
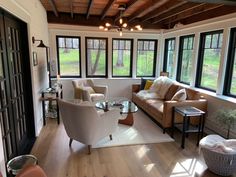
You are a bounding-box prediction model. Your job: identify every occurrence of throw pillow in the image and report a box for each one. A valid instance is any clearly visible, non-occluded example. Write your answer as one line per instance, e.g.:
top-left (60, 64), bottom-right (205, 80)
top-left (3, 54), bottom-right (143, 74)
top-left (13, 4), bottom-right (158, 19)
top-left (171, 89), bottom-right (187, 101)
top-left (140, 78), bottom-right (154, 90)
top-left (144, 80), bottom-right (153, 90)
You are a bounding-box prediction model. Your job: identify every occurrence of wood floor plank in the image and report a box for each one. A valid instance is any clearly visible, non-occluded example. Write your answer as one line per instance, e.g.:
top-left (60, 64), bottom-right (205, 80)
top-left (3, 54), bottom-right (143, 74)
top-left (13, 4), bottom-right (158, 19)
top-left (31, 119), bottom-right (235, 177)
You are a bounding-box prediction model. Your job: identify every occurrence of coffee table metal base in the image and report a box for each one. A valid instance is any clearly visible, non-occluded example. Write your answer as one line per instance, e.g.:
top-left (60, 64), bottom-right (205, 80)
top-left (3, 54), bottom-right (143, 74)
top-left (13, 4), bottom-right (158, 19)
top-left (118, 113), bottom-right (134, 126)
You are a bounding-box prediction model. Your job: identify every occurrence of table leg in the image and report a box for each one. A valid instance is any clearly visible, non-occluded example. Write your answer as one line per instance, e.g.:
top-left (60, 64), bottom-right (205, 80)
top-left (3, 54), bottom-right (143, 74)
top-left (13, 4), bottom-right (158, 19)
top-left (181, 115), bottom-right (187, 149)
top-left (197, 115), bottom-right (202, 146)
top-left (56, 92), bottom-right (60, 125)
top-left (171, 107), bottom-right (175, 138)
top-left (42, 93), bottom-right (46, 126)
top-left (201, 114), bottom-right (205, 138)
top-left (119, 113), bottom-right (134, 126)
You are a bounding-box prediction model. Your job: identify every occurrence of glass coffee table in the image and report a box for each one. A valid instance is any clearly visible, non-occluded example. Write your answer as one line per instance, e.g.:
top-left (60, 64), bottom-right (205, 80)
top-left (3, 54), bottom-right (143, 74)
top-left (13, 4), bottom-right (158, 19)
top-left (95, 97), bottom-right (138, 126)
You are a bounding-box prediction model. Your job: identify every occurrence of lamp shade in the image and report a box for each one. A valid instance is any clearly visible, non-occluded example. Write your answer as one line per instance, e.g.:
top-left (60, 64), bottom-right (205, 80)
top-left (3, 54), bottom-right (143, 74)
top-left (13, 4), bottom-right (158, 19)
top-left (37, 40), bottom-right (47, 48)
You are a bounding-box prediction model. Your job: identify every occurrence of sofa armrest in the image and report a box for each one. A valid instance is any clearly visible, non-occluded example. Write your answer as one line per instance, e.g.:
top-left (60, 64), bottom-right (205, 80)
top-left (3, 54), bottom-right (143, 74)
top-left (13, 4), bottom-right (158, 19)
top-left (93, 85), bottom-right (108, 97)
top-left (132, 84), bottom-right (140, 93)
top-left (162, 99), bottom-right (208, 128)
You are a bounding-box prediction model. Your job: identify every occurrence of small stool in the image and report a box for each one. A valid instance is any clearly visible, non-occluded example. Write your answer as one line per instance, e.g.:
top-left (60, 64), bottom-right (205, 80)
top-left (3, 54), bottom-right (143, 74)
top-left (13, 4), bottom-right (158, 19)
top-left (7, 154), bottom-right (38, 176)
top-left (171, 106), bottom-right (205, 148)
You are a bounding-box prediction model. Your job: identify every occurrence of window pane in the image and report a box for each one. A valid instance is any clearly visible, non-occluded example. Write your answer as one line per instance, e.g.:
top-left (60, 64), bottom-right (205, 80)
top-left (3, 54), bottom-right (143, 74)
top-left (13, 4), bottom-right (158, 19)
top-left (198, 31), bottom-right (223, 90)
top-left (112, 39), bottom-right (132, 77)
top-left (230, 51), bottom-right (236, 94)
top-left (86, 38), bottom-right (107, 76)
top-left (164, 38), bottom-right (176, 78)
top-left (57, 36), bottom-right (80, 76)
top-left (179, 36), bottom-right (194, 84)
top-left (137, 40), bottom-right (157, 77)
top-left (201, 48), bottom-right (221, 89)
top-left (205, 34), bottom-right (211, 48)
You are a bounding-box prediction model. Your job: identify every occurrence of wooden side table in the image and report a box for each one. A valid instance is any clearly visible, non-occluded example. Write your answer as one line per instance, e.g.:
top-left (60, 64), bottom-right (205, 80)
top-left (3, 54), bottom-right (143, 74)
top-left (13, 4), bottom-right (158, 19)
top-left (41, 84), bottom-right (63, 125)
top-left (171, 106), bottom-right (205, 149)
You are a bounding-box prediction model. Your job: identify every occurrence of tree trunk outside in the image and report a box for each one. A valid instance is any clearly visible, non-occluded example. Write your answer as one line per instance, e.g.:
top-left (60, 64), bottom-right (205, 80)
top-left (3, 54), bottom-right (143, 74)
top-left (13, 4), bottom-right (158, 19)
top-left (116, 49), bottom-right (124, 67)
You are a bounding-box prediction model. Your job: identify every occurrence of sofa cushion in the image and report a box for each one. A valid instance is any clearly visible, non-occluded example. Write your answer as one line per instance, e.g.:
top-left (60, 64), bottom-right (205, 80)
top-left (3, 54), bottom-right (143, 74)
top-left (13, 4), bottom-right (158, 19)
top-left (165, 84), bottom-right (179, 100)
top-left (185, 88), bottom-right (200, 100)
top-left (90, 93), bottom-right (105, 102)
top-left (171, 89), bottom-right (187, 101)
top-left (146, 99), bottom-right (164, 113)
top-left (144, 80), bottom-right (153, 90)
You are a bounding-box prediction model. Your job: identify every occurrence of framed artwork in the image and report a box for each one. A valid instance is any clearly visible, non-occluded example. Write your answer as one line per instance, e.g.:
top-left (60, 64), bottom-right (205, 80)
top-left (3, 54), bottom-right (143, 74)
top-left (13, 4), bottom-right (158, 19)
top-left (33, 52), bottom-right (38, 66)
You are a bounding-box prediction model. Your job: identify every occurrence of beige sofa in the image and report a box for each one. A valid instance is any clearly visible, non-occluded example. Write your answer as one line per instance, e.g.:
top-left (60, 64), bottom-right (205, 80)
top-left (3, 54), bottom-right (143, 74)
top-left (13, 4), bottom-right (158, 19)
top-left (132, 83), bottom-right (207, 133)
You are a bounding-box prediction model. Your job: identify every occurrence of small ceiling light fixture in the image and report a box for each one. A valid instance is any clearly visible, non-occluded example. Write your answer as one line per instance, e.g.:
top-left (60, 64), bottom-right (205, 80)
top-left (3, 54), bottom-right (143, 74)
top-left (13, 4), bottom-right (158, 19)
top-left (99, 4), bottom-right (142, 36)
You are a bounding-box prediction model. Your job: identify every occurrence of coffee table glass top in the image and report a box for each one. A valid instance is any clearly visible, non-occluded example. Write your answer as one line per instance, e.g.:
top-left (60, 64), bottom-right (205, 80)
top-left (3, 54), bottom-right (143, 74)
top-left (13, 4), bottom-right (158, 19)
top-left (95, 97), bottom-right (138, 114)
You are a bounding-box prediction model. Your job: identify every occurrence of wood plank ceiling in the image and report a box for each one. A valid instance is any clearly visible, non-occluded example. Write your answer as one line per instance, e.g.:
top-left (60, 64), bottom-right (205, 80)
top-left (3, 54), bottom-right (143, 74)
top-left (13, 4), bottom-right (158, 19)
top-left (40, 0), bottom-right (236, 29)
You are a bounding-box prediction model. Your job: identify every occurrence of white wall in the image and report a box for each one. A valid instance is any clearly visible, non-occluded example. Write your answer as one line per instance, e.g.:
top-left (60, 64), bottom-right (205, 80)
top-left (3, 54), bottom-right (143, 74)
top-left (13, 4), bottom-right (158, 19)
top-left (0, 0), bottom-right (48, 176)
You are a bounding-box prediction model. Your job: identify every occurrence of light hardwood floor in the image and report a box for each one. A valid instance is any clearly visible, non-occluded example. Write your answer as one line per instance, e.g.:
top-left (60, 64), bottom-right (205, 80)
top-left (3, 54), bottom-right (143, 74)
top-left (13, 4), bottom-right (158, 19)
top-left (31, 119), bottom-right (232, 177)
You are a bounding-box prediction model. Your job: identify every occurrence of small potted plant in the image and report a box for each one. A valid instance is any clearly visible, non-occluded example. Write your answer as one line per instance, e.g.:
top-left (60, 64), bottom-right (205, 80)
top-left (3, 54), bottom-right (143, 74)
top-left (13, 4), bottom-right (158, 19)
top-left (215, 109), bottom-right (236, 139)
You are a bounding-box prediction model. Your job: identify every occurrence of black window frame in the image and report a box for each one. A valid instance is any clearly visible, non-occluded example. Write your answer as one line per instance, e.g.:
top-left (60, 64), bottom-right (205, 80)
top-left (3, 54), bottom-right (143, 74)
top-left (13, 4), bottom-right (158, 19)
top-left (85, 37), bottom-right (108, 78)
top-left (224, 28), bottom-right (236, 98)
top-left (136, 39), bottom-right (158, 77)
top-left (56, 35), bottom-right (82, 78)
top-left (195, 30), bottom-right (223, 92)
top-left (176, 34), bottom-right (195, 85)
top-left (163, 37), bottom-right (176, 77)
top-left (112, 38), bottom-right (133, 78)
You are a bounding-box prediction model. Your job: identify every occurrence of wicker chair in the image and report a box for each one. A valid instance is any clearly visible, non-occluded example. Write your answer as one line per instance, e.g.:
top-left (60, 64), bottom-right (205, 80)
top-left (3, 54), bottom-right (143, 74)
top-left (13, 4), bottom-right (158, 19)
top-left (200, 134), bottom-right (236, 176)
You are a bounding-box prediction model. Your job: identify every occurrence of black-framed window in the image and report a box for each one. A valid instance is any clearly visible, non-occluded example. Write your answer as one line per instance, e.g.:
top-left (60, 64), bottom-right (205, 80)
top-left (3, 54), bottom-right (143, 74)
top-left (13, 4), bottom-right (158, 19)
top-left (163, 38), bottom-right (176, 78)
top-left (56, 36), bottom-right (81, 77)
top-left (112, 39), bottom-right (133, 77)
top-left (224, 28), bottom-right (236, 97)
top-left (136, 39), bottom-right (157, 77)
top-left (177, 35), bottom-right (194, 84)
top-left (196, 30), bottom-right (223, 91)
top-left (85, 37), bottom-right (108, 77)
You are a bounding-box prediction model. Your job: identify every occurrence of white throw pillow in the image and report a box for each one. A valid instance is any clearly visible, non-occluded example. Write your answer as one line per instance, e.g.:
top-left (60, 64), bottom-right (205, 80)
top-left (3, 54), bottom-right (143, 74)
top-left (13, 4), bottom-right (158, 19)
top-left (171, 89), bottom-right (187, 101)
top-left (150, 76), bottom-right (173, 99)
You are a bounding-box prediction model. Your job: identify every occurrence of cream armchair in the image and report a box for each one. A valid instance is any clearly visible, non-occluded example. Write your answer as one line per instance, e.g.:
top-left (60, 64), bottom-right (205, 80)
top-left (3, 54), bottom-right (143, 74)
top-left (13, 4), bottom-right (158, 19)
top-left (58, 99), bottom-right (120, 154)
top-left (72, 79), bottom-right (108, 102)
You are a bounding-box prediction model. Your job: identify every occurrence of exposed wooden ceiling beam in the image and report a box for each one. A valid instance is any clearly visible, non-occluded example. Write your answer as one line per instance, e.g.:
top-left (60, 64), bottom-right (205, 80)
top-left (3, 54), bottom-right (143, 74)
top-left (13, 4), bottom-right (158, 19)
top-left (47, 12), bottom-right (164, 29)
top-left (48, 0), bottom-right (58, 17)
top-left (114, 0), bottom-right (139, 21)
top-left (86, 0), bottom-right (94, 19)
top-left (141, 0), bottom-right (187, 22)
top-left (128, 0), bottom-right (168, 22)
top-left (70, 0), bottom-right (74, 18)
top-left (178, 6), bottom-right (236, 27)
top-left (162, 3), bottom-right (223, 25)
top-left (100, 0), bottom-right (116, 20)
top-left (152, 2), bottom-right (203, 24)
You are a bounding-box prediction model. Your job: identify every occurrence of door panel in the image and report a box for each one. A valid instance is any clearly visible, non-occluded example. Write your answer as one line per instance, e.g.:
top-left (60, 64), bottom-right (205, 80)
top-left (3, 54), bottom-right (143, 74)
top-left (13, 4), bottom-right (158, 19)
top-left (0, 10), bottom-right (35, 163)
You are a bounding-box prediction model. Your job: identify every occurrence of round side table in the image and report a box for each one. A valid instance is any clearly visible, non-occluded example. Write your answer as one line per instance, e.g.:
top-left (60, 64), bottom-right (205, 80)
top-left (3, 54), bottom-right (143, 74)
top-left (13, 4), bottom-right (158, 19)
top-left (7, 154), bottom-right (38, 176)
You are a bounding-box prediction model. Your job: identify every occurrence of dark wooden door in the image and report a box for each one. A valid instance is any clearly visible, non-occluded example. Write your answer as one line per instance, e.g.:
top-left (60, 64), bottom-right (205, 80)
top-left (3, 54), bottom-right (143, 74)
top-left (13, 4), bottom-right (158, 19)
top-left (0, 10), bottom-right (35, 162)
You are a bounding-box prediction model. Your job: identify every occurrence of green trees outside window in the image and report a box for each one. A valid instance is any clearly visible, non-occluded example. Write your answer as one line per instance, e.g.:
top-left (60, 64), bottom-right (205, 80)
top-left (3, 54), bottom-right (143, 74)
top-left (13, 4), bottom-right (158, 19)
top-left (224, 28), bottom-right (236, 96)
top-left (197, 31), bottom-right (223, 91)
top-left (86, 38), bottom-right (107, 77)
top-left (136, 40), bottom-right (157, 77)
top-left (112, 39), bottom-right (133, 77)
top-left (57, 36), bottom-right (81, 76)
top-left (177, 35), bottom-right (194, 84)
top-left (163, 38), bottom-right (176, 78)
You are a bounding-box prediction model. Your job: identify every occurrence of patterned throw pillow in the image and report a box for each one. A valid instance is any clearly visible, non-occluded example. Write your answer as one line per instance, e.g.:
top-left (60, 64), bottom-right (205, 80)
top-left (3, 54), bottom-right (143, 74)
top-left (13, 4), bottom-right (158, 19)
top-left (171, 89), bottom-right (187, 101)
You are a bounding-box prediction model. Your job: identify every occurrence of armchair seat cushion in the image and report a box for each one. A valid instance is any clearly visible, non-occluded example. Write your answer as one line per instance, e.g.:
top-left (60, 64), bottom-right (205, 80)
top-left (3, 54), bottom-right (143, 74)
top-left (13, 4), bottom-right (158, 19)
top-left (90, 93), bottom-right (105, 102)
